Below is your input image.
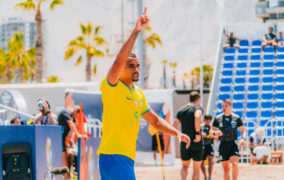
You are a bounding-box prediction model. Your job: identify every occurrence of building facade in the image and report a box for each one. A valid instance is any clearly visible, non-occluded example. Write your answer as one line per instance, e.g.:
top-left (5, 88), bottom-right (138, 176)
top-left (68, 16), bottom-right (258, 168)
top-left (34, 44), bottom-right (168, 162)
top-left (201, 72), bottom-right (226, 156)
top-left (256, 0), bottom-right (284, 22)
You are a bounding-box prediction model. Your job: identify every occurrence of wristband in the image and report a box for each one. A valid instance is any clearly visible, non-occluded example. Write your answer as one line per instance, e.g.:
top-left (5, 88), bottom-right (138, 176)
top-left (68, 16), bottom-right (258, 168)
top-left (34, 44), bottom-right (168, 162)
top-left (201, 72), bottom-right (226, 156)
top-left (195, 131), bottom-right (201, 135)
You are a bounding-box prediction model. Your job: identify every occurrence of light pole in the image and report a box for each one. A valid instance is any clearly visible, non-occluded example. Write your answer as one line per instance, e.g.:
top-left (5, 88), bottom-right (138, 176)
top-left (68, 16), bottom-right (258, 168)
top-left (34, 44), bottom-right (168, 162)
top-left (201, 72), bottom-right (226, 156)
top-left (199, 0), bottom-right (204, 107)
top-left (137, 0), bottom-right (145, 89)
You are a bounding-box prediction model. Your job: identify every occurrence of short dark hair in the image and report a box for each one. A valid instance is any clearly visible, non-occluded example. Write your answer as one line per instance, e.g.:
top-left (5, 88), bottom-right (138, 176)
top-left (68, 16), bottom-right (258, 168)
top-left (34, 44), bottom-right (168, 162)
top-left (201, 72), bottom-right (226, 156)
top-left (189, 91), bottom-right (200, 102)
top-left (204, 115), bottom-right (212, 120)
top-left (223, 99), bottom-right (232, 105)
top-left (129, 53), bottom-right (137, 58)
top-left (269, 26), bottom-right (273, 30)
top-left (10, 117), bottom-right (19, 124)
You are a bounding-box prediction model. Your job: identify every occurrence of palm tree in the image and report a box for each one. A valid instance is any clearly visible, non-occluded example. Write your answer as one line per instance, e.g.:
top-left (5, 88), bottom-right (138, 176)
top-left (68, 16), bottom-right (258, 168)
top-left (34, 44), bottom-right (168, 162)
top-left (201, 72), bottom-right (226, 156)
top-left (190, 64), bottom-right (214, 89)
top-left (183, 73), bottom-right (189, 89)
top-left (47, 75), bottom-right (59, 83)
top-left (169, 62), bottom-right (178, 88)
top-left (0, 48), bottom-right (7, 83)
top-left (143, 26), bottom-right (162, 88)
top-left (64, 22), bottom-right (108, 81)
top-left (6, 32), bottom-right (36, 83)
top-left (15, 0), bottom-right (64, 83)
top-left (161, 59), bottom-right (168, 89)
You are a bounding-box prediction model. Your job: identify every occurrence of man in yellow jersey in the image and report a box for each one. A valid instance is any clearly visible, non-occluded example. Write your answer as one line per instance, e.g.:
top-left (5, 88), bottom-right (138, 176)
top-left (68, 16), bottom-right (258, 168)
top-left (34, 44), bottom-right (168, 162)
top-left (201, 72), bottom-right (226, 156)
top-left (97, 7), bottom-right (191, 180)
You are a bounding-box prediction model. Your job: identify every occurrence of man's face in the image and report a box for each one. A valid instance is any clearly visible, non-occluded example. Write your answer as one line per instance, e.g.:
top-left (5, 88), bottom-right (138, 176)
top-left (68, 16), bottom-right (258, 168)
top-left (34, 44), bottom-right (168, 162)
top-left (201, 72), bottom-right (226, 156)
top-left (230, 32), bottom-right (233, 37)
top-left (121, 58), bottom-right (140, 82)
top-left (269, 27), bottom-right (273, 33)
top-left (222, 102), bottom-right (232, 113)
top-left (12, 118), bottom-right (21, 125)
top-left (205, 119), bottom-right (211, 126)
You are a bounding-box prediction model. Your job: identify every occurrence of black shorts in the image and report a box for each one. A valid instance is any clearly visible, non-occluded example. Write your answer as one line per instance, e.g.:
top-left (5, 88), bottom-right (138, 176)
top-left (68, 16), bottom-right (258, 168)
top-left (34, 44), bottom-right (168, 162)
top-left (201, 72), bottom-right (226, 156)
top-left (181, 141), bottom-right (203, 161)
top-left (219, 141), bottom-right (239, 161)
top-left (203, 144), bottom-right (214, 160)
top-left (152, 134), bottom-right (164, 151)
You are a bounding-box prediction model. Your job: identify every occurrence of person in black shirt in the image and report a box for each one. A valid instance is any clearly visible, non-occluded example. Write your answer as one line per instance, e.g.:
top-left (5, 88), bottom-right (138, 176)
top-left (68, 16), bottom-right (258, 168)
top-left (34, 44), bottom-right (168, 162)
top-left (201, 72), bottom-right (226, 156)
top-left (201, 115), bottom-right (214, 180)
top-left (210, 99), bottom-right (246, 180)
top-left (223, 30), bottom-right (240, 52)
top-left (58, 106), bottom-right (81, 180)
top-left (262, 26), bottom-right (277, 49)
top-left (173, 91), bottom-right (203, 180)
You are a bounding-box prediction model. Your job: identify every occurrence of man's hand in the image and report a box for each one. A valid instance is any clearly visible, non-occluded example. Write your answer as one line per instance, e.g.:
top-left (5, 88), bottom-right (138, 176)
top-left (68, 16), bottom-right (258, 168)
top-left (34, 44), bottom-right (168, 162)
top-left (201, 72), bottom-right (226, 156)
top-left (43, 101), bottom-right (50, 115)
top-left (194, 134), bottom-right (201, 143)
top-left (135, 7), bottom-right (150, 32)
top-left (216, 130), bottom-right (223, 137)
top-left (177, 133), bottom-right (190, 149)
top-left (239, 138), bottom-right (246, 147)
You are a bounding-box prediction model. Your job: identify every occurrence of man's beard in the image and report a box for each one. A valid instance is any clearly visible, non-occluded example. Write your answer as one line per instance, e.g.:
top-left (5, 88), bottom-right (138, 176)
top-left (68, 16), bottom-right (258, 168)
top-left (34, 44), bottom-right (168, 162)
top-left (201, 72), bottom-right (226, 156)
top-left (132, 73), bottom-right (139, 82)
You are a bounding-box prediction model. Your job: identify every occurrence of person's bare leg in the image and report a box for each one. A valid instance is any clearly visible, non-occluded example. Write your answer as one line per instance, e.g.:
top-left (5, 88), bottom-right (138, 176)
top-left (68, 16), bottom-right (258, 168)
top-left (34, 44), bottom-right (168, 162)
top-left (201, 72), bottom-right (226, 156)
top-left (181, 160), bottom-right (190, 180)
top-left (263, 155), bottom-right (268, 163)
top-left (63, 152), bottom-right (70, 180)
top-left (223, 44), bottom-right (230, 52)
top-left (262, 42), bottom-right (267, 50)
top-left (207, 156), bottom-right (214, 179)
top-left (230, 156), bottom-right (239, 180)
top-left (233, 44), bottom-right (240, 50)
top-left (221, 160), bottom-right (231, 180)
top-left (201, 160), bottom-right (207, 180)
top-left (192, 161), bottom-right (202, 180)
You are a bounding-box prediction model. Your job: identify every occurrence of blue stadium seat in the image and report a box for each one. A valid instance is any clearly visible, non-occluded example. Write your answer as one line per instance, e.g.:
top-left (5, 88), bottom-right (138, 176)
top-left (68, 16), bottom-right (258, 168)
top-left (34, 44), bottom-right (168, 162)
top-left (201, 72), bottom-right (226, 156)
top-left (222, 70), bottom-right (233, 76)
top-left (262, 85), bottom-right (273, 92)
top-left (252, 40), bottom-right (262, 46)
top-left (216, 111), bottom-right (223, 116)
top-left (262, 77), bottom-right (273, 84)
top-left (263, 69), bottom-right (274, 76)
top-left (247, 93), bottom-right (259, 101)
top-left (225, 47), bottom-right (236, 54)
top-left (261, 101), bottom-right (273, 109)
top-left (223, 63), bottom-right (234, 69)
top-left (277, 54), bottom-right (284, 60)
top-left (221, 78), bottom-right (232, 84)
top-left (219, 94), bottom-right (230, 101)
top-left (219, 86), bottom-right (231, 93)
top-left (264, 46), bottom-right (274, 53)
top-left (245, 121), bottom-right (255, 128)
top-left (239, 40), bottom-right (249, 47)
top-left (261, 111), bottom-right (273, 118)
top-left (247, 129), bottom-right (254, 137)
top-left (250, 62), bottom-right (261, 69)
top-left (260, 119), bottom-right (270, 126)
top-left (233, 94), bottom-right (245, 101)
top-left (276, 85), bottom-right (284, 92)
top-left (246, 111), bottom-right (257, 118)
top-left (236, 63), bottom-right (247, 69)
top-left (262, 93), bottom-right (273, 100)
top-left (276, 101), bottom-right (284, 109)
top-left (277, 46), bottom-right (284, 53)
top-left (237, 55), bottom-right (248, 61)
top-left (249, 70), bottom-right (260, 76)
top-left (247, 102), bottom-right (258, 109)
top-left (275, 110), bottom-right (284, 118)
top-left (233, 111), bottom-right (243, 118)
top-left (276, 93), bottom-right (284, 100)
top-left (236, 70), bottom-right (246, 76)
top-left (276, 77), bottom-right (284, 83)
top-left (217, 103), bottom-right (222, 110)
top-left (276, 69), bottom-right (284, 76)
top-left (263, 62), bottom-right (274, 68)
top-left (234, 85), bottom-right (245, 92)
top-left (248, 85), bottom-right (259, 92)
top-left (266, 129), bottom-right (272, 137)
top-left (263, 54), bottom-right (274, 61)
top-left (224, 55), bottom-right (234, 61)
top-left (251, 48), bottom-right (261, 54)
top-left (239, 48), bottom-right (248, 54)
top-left (276, 61), bottom-right (284, 68)
top-left (233, 102), bottom-right (244, 109)
top-left (249, 77), bottom-right (259, 84)
top-left (235, 78), bottom-right (246, 84)
top-left (251, 55), bottom-right (261, 61)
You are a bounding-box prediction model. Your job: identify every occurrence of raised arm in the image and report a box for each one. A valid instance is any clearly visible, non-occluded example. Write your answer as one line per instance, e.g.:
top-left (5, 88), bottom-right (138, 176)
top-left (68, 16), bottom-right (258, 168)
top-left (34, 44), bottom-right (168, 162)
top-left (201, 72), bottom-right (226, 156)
top-left (142, 109), bottom-right (191, 148)
top-left (107, 7), bottom-right (150, 85)
top-left (223, 29), bottom-right (229, 38)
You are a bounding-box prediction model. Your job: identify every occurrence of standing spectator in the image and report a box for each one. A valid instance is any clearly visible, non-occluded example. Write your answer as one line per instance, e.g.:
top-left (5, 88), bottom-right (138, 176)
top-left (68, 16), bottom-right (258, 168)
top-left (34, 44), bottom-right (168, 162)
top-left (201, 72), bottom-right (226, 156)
top-left (201, 115), bottom-right (215, 180)
top-left (34, 98), bottom-right (57, 125)
top-left (223, 30), bottom-right (240, 52)
top-left (262, 26), bottom-right (277, 49)
top-left (278, 31), bottom-right (284, 47)
top-left (250, 127), bottom-right (270, 164)
top-left (10, 117), bottom-right (21, 125)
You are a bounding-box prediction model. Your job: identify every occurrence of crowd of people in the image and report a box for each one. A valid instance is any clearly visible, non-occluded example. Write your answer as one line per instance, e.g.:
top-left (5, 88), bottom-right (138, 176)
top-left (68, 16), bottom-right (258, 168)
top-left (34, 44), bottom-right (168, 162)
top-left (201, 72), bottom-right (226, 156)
top-left (223, 26), bottom-right (284, 51)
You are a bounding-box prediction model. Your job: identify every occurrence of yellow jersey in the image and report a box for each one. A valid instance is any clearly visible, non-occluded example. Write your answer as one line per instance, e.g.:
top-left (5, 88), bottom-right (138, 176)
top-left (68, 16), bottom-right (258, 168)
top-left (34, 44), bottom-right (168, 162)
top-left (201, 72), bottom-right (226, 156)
top-left (97, 77), bottom-right (150, 160)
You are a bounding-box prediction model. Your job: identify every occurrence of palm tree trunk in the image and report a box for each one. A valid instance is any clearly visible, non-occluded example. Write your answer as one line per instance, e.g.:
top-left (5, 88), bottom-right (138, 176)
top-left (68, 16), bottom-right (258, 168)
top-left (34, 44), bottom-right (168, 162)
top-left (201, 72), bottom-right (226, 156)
top-left (183, 78), bottom-right (186, 89)
top-left (35, 9), bottom-right (44, 83)
top-left (5, 66), bottom-right (12, 83)
top-left (163, 63), bottom-right (167, 89)
top-left (17, 67), bottom-right (24, 83)
top-left (86, 55), bottom-right (91, 81)
top-left (173, 69), bottom-right (176, 88)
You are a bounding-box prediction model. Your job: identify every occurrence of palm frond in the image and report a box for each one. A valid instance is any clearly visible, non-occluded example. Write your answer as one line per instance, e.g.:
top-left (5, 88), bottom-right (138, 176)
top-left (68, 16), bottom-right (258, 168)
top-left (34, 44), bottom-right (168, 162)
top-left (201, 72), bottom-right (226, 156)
top-left (50, 0), bottom-right (64, 10)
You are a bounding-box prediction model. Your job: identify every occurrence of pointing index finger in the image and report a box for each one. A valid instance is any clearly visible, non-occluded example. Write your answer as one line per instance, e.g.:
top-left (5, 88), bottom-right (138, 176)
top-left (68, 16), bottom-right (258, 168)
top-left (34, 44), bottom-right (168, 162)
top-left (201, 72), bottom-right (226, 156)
top-left (143, 7), bottom-right (147, 16)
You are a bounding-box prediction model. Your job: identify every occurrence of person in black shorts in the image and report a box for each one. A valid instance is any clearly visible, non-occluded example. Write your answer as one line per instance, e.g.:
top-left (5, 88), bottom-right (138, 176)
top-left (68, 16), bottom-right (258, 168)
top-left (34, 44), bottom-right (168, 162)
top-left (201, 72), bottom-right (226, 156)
top-left (173, 91), bottom-right (203, 180)
top-left (201, 115), bottom-right (214, 180)
top-left (223, 30), bottom-right (240, 52)
top-left (152, 132), bottom-right (164, 165)
top-left (58, 106), bottom-right (81, 179)
top-left (262, 26), bottom-right (277, 50)
top-left (210, 99), bottom-right (246, 180)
